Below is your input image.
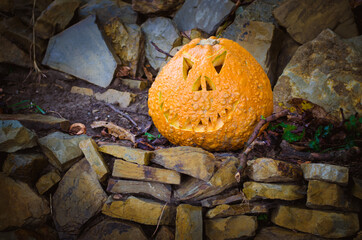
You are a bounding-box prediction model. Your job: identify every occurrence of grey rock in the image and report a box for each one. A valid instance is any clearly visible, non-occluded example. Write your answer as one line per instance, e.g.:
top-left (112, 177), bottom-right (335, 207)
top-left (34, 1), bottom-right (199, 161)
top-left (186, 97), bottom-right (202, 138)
top-left (78, 218), bottom-right (147, 240)
top-left (35, 0), bottom-right (81, 39)
top-left (273, 29), bottom-right (362, 120)
top-left (237, 0), bottom-right (282, 24)
top-left (173, 0), bottom-right (235, 35)
top-left (222, 18), bottom-right (282, 86)
top-left (42, 15), bottom-right (120, 88)
top-left (0, 36), bottom-right (32, 68)
top-left (132, 0), bottom-right (183, 14)
top-left (0, 173), bottom-right (50, 231)
top-left (0, 120), bottom-right (37, 153)
top-left (273, 0), bottom-right (359, 44)
top-left (0, 17), bottom-right (47, 55)
top-left (79, 0), bottom-right (137, 26)
top-left (38, 131), bottom-right (89, 171)
top-left (301, 163), bottom-right (349, 185)
top-left (53, 159), bottom-right (107, 238)
top-left (141, 17), bottom-right (180, 71)
top-left (3, 153), bottom-right (47, 184)
top-left (120, 79), bottom-right (147, 90)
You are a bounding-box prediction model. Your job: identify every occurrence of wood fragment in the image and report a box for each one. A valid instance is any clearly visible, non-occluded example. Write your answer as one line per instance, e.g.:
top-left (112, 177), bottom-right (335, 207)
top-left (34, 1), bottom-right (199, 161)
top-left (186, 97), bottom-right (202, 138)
top-left (91, 121), bottom-right (135, 143)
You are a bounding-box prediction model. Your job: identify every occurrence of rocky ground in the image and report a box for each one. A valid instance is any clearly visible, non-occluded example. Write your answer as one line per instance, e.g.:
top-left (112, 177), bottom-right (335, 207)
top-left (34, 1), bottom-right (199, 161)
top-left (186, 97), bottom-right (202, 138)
top-left (0, 0), bottom-right (362, 239)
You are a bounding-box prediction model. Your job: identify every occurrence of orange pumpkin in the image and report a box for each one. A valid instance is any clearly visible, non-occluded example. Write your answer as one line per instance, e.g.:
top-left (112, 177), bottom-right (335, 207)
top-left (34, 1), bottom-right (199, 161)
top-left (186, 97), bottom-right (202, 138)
top-left (148, 37), bottom-right (273, 151)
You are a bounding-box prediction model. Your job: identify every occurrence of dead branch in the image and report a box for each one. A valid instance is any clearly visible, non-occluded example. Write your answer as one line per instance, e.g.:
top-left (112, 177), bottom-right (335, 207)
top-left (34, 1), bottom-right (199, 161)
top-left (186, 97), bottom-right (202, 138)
top-left (235, 110), bottom-right (290, 182)
top-left (235, 140), bottom-right (266, 182)
top-left (280, 140), bottom-right (361, 162)
top-left (106, 103), bottom-right (140, 130)
top-left (151, 41), bottom-right (174, 58)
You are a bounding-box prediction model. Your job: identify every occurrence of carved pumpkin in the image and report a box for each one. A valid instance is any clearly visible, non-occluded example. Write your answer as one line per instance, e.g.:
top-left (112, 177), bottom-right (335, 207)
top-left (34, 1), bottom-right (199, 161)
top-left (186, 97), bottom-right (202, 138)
top-left (148, 37), bottom-right (273, 151)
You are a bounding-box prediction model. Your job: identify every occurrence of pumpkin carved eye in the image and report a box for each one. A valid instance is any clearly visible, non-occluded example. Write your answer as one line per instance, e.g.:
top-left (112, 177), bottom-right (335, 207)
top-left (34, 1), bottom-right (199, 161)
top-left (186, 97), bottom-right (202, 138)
top-left (183, 57), bottom-right (194, 80)
top-left (212, 51), bottom-right (226, 74)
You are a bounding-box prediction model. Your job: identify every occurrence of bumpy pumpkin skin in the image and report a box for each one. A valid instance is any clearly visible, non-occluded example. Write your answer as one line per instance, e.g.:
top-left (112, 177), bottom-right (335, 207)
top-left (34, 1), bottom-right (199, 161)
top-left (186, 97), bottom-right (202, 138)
top-left (148, 37), bottom-right (273, 151)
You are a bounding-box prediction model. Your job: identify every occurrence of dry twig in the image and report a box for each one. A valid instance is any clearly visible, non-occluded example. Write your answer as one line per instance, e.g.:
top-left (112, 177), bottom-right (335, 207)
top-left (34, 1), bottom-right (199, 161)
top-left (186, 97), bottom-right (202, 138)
top-left (106, 103), bottom-right (140, 130)
top-left (151, 203), bottom-right (168, 238)
top-left (151, 41), bottom-right (174, 58)
top-left (235, 110), bottom-right (290, 182)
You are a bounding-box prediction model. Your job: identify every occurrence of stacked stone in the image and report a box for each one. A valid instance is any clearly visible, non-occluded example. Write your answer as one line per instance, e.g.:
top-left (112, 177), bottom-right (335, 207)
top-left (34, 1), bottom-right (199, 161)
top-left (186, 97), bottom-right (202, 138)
top-left (1, 118), bottom-right (361, 239)
top-left (271, 163), bottom-right (360, 239)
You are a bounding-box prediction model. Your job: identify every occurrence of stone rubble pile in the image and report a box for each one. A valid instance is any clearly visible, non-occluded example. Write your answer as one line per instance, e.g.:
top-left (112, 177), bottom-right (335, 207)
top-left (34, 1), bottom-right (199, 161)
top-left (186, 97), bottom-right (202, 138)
top-left (0, 0), bottom-right (361, 239)
top-left (0, 117), bottom-right (361, 239)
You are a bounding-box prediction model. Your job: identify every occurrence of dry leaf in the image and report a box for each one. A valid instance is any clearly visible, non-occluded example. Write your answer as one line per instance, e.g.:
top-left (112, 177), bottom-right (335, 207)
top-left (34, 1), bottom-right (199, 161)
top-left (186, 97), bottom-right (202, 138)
top-left (143, 66), bottom-right (153, 82)
top-left (91, 121), bottom-right (135, 143)
top-left (69, 123), bottom-right (86, 135)
top-left (116, 66), bottom-right (131, 77)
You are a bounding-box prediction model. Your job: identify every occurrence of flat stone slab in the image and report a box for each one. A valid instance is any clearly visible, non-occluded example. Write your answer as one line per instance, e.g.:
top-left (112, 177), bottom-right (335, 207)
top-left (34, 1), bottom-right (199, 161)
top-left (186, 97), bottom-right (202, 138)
top-left (173, 0), bottom-right (235, 35)
top-left (98, 144), bottom-right (152, 165)
top-left (174, 156), bottom-right (238, 201)
top-left (42, 15), bottom-right (120, 88)
top-left (205, 215), bottom-right (257, 240)
top-left (141, 17), bottom-right (180, 71)
top-left (79, 138), bottom-right (109, 182)
top-left (35, 0), bottom-right (80, 39)
top-left (0, 120), bottom-right (37, 153)
top-left (38, 131), bottom-right (89, 171)
top-left (107, 178), bottom-right (172, 203)
top-left (112, 159), bottom-right (181, 184)
top-left (243, 181), bottom-right (306, 201)
top-left (176, 204), bottom-right (202, 240)
top-left (246, 157), bottom-right (303, 182)
top-left (0, 35), bottom-right (32, 67)
top-left (352, 177), bottom-right (362, 200)
top-left (78, 0), bottom-right (137, 25)
top-left (206, 203), bottom-right (269, 219)
top-left (3, 153), bottom-right (47, 184)
top-left (301, 163), bottom-right (349, 185)
top-left (254, 226), bottom-right (328, 240)
top-left (0, 113), bottom-right (70, 132)
top-left (0, 173), bottom-right (50, 231)
top-left (53, 159), bottom-right (107, 238)
top-left (94, 89), bottom-right (135, 108)
top-left (36, 170), bottom-right (62, 195)
top-left (79, 219), bottom-right (147, 240)
top-left (102, 196), bottom-right (175, 225)
top-left (272, 205), bottom-right (359, 238)
top-left (152, 146), bottom-right (216, 181)
top-left (306, 180), bottom-right (358, 211)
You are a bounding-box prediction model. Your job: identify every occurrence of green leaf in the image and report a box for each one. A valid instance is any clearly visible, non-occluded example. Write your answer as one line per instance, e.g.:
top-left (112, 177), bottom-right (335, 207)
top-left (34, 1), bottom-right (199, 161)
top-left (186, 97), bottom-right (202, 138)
top-left (261, 115), bottom-right (266, 120)
top-left (257, 214), bottom-right (268, 221)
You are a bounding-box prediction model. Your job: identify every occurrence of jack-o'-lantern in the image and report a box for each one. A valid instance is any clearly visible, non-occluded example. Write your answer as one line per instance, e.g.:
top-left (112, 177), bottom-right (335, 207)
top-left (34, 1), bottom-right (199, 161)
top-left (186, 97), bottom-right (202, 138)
top-left (148, 37), bottom-right (273, 151)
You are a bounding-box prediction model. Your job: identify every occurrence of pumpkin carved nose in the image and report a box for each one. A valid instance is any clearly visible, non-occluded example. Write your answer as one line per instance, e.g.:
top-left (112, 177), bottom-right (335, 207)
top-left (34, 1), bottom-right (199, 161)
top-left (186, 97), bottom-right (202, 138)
top-left (192, 76), bottom-right (215, 92)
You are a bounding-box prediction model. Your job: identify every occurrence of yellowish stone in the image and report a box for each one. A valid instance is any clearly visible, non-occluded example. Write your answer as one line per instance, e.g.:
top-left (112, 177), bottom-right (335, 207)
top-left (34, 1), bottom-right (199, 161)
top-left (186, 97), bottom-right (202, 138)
top-left (243, 181), bottom-right (305, 200)
top-left (112, 159), bottom-right (181, 184)
top-left (79, 138), bottom-right (109, 182)
top-left (175, 204), bottom-right (202, 240)
top-left (36, 170), bottom-right (61, 195)
top-left (102, 196), bottom-right (175, 225)
top-left (98, 144), bottom-right (152, 165)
